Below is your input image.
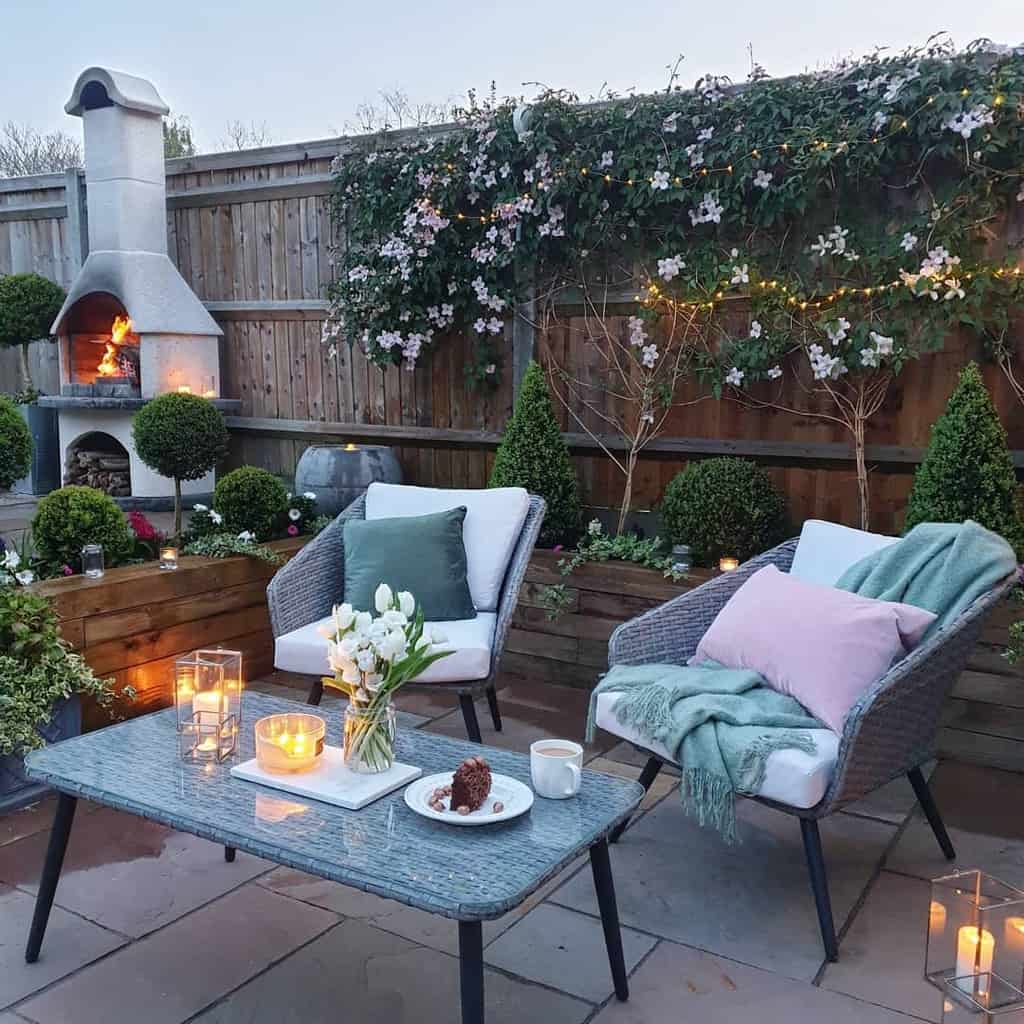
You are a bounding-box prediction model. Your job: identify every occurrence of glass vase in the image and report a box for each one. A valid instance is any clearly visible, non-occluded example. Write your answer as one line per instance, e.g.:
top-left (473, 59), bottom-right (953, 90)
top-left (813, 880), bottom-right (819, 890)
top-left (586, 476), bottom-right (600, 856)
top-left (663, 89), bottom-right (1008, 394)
top-left (343, 703), bottom-right (396, 774)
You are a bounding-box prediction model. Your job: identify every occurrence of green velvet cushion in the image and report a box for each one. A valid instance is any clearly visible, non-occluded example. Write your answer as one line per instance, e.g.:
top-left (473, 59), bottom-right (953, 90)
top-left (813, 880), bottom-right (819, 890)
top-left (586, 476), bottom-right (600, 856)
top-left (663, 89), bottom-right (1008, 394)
top-left (342, 507), bottom-right (476, 621)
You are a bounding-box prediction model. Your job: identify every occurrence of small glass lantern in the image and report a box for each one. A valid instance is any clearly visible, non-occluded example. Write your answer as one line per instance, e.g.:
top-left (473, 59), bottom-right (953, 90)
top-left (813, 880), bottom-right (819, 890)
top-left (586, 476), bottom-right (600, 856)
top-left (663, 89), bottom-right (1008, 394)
top-left (159, 545), bottom-right (179, 571)
top-left (718, 555), bottom-right (739, 572)
top-left (941, 974), bottom-right (1024, 1023)
top-left (81, 543), bottom-right (105, 578)
top-left (671, 544), bottom-right (692, 575)
top-left (928, 871), bottom-right (1024, 992)
top-left (174, 648), bottom-right (243, 763)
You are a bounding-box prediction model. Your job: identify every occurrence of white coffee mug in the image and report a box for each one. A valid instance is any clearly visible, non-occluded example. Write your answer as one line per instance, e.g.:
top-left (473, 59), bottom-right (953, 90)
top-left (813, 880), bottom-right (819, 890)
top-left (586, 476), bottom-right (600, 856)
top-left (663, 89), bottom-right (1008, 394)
top-left (530, 739), bottom-right (583, 799)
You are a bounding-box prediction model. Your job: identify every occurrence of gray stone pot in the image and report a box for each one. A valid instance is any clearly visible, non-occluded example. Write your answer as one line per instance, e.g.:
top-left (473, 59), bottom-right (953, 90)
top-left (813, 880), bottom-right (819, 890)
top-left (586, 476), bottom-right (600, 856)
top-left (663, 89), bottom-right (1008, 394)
top-left (12, 403), bottom-right (61, 496)
top-left (0, 696), bottom-right (81, 814)
top-left (294, 444), bottom-right (403, 518)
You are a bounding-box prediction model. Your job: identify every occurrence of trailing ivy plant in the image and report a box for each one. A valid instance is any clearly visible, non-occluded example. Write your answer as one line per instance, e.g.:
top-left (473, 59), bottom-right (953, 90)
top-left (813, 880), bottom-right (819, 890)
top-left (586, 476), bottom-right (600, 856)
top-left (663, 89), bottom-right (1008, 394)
top-left (326, 38), bottom-right (1024, 526)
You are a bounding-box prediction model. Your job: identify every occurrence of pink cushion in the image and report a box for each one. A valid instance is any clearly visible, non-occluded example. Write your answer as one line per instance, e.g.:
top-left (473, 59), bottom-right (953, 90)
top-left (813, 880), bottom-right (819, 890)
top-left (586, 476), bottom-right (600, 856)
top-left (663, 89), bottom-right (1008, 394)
top-left (692, 565), bottom-right (936, 733)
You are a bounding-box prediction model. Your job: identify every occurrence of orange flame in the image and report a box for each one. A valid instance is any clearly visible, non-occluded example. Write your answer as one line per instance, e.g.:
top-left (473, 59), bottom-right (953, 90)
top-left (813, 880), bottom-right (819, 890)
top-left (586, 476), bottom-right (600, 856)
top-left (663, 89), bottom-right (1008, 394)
top-left (97, 315), bottom-right (134, 377)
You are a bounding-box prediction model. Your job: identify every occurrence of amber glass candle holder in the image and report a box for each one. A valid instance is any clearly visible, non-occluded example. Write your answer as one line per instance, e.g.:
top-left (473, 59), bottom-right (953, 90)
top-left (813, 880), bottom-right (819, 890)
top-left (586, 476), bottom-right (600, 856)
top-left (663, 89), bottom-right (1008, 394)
top-left (174, 648), bottom-right (243, 763)
top-left (255, 713), bottom-right (326, 774)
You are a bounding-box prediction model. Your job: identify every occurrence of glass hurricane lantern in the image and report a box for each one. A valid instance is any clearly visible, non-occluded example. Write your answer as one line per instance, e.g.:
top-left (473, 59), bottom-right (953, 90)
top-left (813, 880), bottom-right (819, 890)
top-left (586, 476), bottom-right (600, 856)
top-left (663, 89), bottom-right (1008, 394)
top-left (174, 648), bottom-right (243, 763)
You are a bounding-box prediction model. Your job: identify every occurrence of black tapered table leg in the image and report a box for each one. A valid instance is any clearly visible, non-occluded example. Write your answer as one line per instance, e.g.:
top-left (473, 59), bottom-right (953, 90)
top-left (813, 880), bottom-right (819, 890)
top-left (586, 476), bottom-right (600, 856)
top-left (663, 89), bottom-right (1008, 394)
top-left (590, 837), bottom-right (629, 1001)
top-left (25, 792), bottom-right (77, 964)
top-left (224, 846), bottom-right (236, 863)
top-left (458, 920), bottom-right (485, 1024)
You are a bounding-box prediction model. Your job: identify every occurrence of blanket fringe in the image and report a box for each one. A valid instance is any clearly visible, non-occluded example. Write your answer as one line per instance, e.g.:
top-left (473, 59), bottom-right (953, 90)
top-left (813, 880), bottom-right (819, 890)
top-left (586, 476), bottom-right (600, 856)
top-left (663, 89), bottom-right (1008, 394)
top-left (684, 767), bottom-right (739, 844)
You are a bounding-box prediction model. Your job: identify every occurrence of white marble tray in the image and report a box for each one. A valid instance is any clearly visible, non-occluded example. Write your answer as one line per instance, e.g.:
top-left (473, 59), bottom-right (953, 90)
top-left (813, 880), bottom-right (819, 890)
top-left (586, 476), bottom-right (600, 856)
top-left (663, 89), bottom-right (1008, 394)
top-left (231, 745), bottom-right (421, 810)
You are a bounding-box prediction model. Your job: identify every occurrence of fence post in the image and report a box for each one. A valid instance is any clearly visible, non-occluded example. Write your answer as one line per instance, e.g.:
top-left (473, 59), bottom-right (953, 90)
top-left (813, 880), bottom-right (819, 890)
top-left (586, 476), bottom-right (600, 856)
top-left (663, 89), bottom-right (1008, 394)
top-left (64, 168), bottom-right (88, 275)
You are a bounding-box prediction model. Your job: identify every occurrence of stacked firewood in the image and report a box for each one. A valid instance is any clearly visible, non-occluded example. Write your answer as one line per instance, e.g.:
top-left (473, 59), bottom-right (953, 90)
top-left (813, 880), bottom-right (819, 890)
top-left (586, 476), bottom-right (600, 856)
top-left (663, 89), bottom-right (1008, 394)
top-left (64, 450), bottom-right (131, 496)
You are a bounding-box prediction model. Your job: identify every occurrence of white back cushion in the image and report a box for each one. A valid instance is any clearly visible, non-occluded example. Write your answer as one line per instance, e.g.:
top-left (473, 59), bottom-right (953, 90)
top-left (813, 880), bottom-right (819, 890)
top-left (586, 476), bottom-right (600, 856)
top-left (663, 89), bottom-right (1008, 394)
top-left (789, 519), bottom-right (899, 588)
top-left (365, 483), bottom-right (530, 612)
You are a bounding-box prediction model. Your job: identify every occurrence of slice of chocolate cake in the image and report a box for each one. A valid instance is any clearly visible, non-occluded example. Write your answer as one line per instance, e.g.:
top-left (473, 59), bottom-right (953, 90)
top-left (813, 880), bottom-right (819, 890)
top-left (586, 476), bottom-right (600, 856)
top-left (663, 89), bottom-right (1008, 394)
top-left (450, 755), bottom-right (492, 813)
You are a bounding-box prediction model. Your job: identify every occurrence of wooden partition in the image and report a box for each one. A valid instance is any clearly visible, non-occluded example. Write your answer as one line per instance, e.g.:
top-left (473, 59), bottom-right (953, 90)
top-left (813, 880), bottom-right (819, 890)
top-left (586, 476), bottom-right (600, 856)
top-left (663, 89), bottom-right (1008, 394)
top-left (31, 538), bottom-right (304, 728)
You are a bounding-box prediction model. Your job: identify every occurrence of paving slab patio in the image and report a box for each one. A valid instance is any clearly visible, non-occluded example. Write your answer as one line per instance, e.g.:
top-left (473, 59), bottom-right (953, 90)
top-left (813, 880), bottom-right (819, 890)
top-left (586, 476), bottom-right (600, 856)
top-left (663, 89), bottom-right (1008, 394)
top-left (0, 804), bottom-right (270, 938)
top-left (5, 674), bottom-right (1024, 1024)
top-left (548, 794), bottom-right (898, 982)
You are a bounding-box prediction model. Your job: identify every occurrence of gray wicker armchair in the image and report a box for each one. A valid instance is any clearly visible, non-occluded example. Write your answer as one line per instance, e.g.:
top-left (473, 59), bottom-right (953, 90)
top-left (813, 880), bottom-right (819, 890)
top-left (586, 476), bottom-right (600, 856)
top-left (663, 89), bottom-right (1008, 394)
top-left (603, 537), bottom-right (1015, 962)
top-left (267, 492), bottom-right (546, 741)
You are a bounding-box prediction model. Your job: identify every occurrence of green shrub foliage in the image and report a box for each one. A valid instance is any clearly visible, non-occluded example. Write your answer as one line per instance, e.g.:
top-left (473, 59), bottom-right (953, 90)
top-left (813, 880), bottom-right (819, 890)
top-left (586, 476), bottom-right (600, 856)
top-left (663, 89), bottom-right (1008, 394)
top-left (661, 457), bottom-right (789, 567)
top-left (489, 361), bottom-right (580, 546)
top-left (905, 362), bottom-right (1023, 550)
top-left (0, 272), bottom-right (65, 393)
top-left (133, 393), bottom-right (229, 483)
top-left (0, 395), bottom-right (32, 489)
top-left (213, 466), bottom-right (289, 540)
top-left (32, 485), bottom-right (133, 571)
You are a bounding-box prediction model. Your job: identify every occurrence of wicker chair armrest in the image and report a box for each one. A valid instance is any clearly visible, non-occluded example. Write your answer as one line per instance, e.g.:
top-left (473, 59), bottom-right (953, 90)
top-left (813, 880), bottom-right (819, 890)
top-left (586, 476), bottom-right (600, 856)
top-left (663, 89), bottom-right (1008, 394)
top-left (489, 496), bottom-right (546, 676)
top-left (266, 495), bottom-right (366, 638)
top-left (820, 574), bottom-right (1016, 812)
top-left (608, 539), bottom-right (799, 667)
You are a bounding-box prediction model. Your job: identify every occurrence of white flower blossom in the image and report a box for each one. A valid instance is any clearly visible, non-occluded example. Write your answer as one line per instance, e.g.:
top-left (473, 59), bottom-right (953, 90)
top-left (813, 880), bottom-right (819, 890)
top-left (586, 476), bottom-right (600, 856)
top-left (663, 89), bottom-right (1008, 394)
top-left (237, 530), bottom-right (255, 542)
top-left (662, 112), bottom-right (680, 133)
top-left (588, 518), bottom-right (603, 537)
top-left (900, 232), bottom-right (918, 252)
top-left (945, 105), bottom-right (994, 140)
top-left (2, 549), bottom-right (20, 570)
top-left (767, 365), bottom-right (783, 380)
top-left (730, 264), bottom-right (749, 285)
top-left (628, 316), bottom-right (648, 348)
top-left (303, 491), bottom-right (316, 500)
top-left (869, 331), bottom-right (894, 355)
top-left (808, 343), bottom-right (847, 380)
top-left (640, 344), bottom-right (659, 369)
top-left (753, 169), bottom-right (772, 189)
top-left (943, 278), bottom-right (965, 301)
top-left (210, 511), bottom-right (223, 525)
top-left (725, 367), bottom-right (745, 387)
top-left (374, 583), bottom-right (394, 614)
top-left (871, 110), bottom-right (888, 133)
top-left (657, 255), bottom-right (685, 282)
top-left (749, 320), bottom-right (762, 339)
top-left (825, 317), bottom-right (851, 346)
top-left (15, 569), bottom-right (35, 586)
top-left (689, 192), bottom-right (724, 226)
top-left (697, 125), bottom-right (715, 142)
top-left (651, 170), bottom-right (670, 191)
top-left (192, 503), bottom-right (208, 513)
top-left (599, 150), bottom-right (614, 168)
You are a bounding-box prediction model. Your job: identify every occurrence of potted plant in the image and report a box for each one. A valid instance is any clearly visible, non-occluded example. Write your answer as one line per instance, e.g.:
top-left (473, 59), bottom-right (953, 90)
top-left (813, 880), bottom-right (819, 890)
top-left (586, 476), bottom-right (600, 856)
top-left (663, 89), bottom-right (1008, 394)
top-left (132, 392), bottom-right (230, 538)
top-left (0, 578), bottom-right (120, 812)
top-left (0, 272), bottom-right (66, 495)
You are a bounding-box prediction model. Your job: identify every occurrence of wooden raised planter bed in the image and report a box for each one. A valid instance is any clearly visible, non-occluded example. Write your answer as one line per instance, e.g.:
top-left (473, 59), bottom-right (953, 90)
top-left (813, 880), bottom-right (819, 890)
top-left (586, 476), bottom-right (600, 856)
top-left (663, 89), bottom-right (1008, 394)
top-left (509, 551), bottom-right (1024, 773)
top-left (31, 538), bottom-right (305, 729)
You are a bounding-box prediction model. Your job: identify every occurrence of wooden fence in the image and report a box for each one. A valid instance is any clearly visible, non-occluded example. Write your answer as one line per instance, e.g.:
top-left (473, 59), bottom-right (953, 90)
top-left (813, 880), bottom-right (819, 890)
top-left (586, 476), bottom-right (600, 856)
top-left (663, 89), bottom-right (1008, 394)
top-left (2, 128), bottom-right (1024, 771)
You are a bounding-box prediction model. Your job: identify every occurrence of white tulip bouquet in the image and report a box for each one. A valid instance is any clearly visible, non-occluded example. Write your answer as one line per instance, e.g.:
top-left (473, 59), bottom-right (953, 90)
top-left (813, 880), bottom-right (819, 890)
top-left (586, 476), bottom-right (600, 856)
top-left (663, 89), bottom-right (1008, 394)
top-left (321, 583), bottom-right (452, 771)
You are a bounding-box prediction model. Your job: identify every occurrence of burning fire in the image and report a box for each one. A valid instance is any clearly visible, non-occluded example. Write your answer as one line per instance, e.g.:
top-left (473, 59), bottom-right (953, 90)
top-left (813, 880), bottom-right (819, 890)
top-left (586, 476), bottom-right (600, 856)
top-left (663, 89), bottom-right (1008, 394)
top-left (97, 315), bottom-right (134, 377)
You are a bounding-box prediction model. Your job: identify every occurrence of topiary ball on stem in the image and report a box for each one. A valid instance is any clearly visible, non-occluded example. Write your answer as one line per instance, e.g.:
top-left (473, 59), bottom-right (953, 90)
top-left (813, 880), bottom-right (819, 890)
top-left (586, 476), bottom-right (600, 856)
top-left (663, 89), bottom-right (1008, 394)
top-left (214, 466), bottom-right (289, 540)
top-left (905, 362), bottom-right (1023, 552)
top-left (0, 394), bottom-right (32, 490)
top-left (661, 457), bottom-right (789, 567)
top-left (0, 272), bottom-right (66, 398)
top-left (488, 360), bottom-right (581, 546)
top-left (32, 485), bottom-right (133, 571)
top-left (133, 393), bottom-right (229, 538)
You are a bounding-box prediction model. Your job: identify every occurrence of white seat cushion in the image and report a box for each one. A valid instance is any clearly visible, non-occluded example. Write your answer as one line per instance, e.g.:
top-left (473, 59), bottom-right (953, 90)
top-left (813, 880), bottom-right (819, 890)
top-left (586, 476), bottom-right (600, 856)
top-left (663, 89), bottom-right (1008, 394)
top-left (594, 692), bottom-right (839, 809)
top-left (788, 519), bottom-right (899, 588)
top-left (274, 613), bottom-right (496, 684)
top-left (365, 483), bottom-right (529, 613)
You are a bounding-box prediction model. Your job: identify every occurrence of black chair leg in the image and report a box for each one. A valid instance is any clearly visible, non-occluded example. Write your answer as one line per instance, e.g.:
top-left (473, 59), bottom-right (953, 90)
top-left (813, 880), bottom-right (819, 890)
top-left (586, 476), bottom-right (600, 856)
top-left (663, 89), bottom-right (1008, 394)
top-left (485, 685), bottom-right (502, 732)
top-left (609, 756), bottom-right (663, 844)
top-left (460, 693), bottom-right (482, 743)
top-left (307, 678), bottom-right (324, 706)
top-left (800, 818), bottom-right (839, 963)
top-left (224, 846), bottom-right (236, 863)
top-left (908, 766), bottom-right (956, 860)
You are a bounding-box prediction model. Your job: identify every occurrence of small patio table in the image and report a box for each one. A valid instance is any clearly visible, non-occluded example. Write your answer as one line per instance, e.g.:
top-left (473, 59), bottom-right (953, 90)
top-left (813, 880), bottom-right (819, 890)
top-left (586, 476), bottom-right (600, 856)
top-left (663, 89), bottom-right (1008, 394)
top-left (22, 693), bottom-right (642, 1023)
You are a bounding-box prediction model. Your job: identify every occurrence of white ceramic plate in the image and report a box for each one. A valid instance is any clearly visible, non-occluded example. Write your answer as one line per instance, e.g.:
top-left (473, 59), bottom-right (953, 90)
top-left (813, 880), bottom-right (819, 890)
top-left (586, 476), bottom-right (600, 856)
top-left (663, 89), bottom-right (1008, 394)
top-left (404, 771), bottom-right (534, 826)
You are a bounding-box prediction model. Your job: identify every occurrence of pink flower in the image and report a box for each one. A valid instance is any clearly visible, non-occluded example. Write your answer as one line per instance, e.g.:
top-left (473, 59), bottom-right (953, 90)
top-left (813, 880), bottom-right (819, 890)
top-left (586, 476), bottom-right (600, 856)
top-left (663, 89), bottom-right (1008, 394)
top-left (552, 544), bottom-right (563, 553)
top-left (62, 564), bottom-right (73, 576)
top-left (287, 524), bottom-right (299, 536)
top-left (127, 509), bottom-right (159, 541)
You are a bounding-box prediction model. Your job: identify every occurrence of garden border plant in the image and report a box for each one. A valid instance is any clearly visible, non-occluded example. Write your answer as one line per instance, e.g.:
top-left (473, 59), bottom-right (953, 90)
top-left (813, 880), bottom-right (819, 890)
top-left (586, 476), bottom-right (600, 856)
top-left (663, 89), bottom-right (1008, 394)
top-left (324, 38), bottom-right (1024, 527)
top-left (0, 272), bottom-right (66, 401)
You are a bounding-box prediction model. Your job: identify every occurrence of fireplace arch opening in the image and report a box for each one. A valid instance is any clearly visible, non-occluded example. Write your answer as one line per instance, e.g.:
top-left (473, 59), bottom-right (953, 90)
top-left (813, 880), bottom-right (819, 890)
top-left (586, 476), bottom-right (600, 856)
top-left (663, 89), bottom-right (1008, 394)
top-left (65, 431), bottom-right (131, 497)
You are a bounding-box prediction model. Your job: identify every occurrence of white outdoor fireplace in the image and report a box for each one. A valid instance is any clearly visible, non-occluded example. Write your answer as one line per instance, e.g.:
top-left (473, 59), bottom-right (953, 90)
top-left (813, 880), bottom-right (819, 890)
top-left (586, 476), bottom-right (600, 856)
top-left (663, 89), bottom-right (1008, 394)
top-left (41, 66), bottom-right (238, 504)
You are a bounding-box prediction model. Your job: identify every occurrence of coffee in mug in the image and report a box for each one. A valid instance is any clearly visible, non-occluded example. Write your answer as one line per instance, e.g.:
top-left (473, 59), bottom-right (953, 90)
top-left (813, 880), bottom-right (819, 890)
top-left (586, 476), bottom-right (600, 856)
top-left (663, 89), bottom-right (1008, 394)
top-left (530, 739), bottom-right (583, 799)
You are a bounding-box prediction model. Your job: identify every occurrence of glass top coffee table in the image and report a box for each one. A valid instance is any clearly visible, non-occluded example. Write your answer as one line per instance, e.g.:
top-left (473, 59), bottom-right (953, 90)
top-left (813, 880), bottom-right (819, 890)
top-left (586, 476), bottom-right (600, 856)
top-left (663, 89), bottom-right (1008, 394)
top-left (23, 693), bottom-right (643, 1023)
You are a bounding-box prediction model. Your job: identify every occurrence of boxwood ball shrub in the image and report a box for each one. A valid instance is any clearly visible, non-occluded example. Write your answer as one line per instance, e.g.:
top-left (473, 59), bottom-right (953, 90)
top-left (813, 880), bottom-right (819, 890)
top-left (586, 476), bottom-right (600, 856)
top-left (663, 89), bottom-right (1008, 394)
top-left (661, 457), bottom-right (789, 567)
top-left (33, 485), bottom-right (133, 571)
top-left (489, 360), bottom-right (581, 546)
top-left (0, 394), bottom-right (32, 490)
top-left (133, 393), bottom-right (229, 536)
top-left (0, 272), bottom-right (66, 395)
top-left (905, 362), bottom-right (1023, 552)
top-left (214, 466), bottom-right (289, 540)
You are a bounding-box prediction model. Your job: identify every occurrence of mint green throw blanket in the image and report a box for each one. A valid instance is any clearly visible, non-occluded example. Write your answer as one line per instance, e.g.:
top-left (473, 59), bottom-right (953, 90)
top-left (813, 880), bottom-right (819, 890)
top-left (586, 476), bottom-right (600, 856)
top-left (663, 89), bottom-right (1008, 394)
top-left (586, 520), bottom-right (1016, 842)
